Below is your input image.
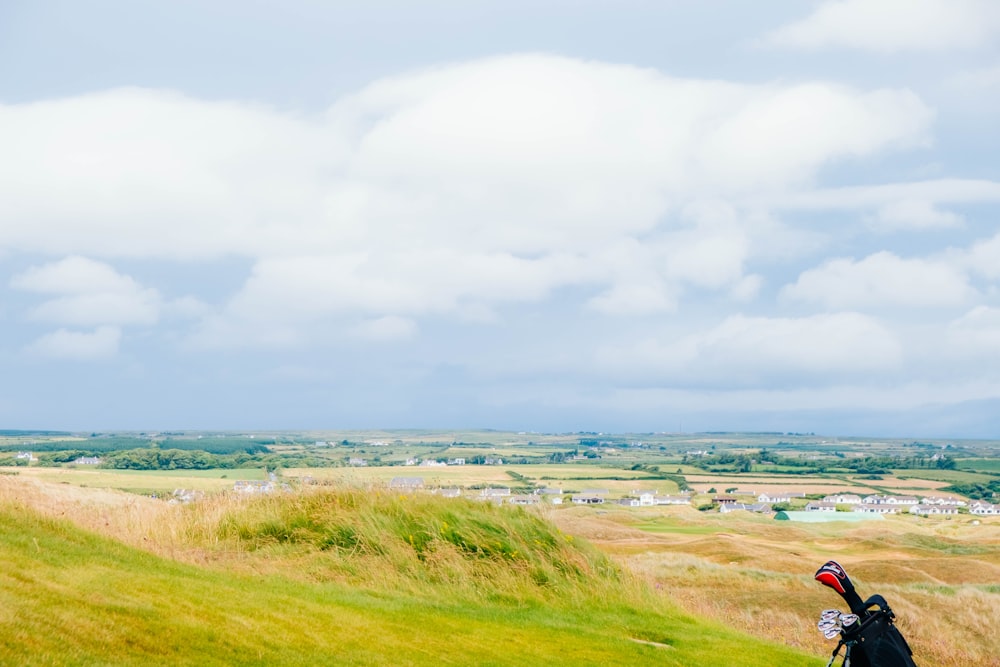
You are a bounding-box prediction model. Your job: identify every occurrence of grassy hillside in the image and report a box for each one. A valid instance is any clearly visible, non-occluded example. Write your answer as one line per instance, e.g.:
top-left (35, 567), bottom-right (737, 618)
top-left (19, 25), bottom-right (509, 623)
top-left (554, 506), bottom-right (1000, 667)
top-left (0, 480), bottom-right (822, 666)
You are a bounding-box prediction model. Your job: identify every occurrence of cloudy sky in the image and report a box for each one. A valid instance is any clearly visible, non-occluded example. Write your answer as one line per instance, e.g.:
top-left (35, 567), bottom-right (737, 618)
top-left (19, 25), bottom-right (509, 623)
top-left (2, 0), bottom-right (1000, 436)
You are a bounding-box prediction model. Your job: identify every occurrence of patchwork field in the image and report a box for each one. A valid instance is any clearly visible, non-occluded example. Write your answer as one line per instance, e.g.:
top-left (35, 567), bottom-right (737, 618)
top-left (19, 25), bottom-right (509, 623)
top-left (4, 466), bottom-right (267, 493)
top-left (624, 472), bottom-right (955, 497)
top-left (286, 464), bottom-right (679, 494)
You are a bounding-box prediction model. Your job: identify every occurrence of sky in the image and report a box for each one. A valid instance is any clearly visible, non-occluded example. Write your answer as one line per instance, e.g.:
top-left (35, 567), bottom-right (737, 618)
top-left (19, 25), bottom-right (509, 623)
top-left (2, 0), bottom-right (1000, 437)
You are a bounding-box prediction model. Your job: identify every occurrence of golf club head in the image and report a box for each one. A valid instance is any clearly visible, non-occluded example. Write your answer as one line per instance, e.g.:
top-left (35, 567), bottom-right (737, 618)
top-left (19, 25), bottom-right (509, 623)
top-left (814, 561), bottom-right (865, 614)
top-left (819, 609), bottom-right (842, 622)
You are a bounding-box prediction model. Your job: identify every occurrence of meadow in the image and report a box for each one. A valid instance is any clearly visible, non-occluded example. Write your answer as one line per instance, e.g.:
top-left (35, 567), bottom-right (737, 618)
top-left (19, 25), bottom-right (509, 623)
top-left (2, 429), bottom-right (998, 665)
top-left (6, 466), bottom-right (266, 494)
top-left (553, 505), bottom-right (1000, 667)
top-left (0, 475), bottom-right (822, 667)
top-left (290, 463), bottom-right (678, 495)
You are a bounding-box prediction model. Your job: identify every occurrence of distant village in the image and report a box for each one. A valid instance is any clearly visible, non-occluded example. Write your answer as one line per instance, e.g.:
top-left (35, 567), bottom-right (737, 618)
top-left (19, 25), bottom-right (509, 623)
top-left (15, 445), bottom-right (999, 518)
top-left (160, 472), bottom-right (1000, 518)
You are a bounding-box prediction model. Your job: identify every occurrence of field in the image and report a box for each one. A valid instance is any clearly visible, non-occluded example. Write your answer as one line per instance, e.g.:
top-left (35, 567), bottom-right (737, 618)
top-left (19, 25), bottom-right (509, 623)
top-left (681, 473), bottom-right (951, 495)
top-left (5, 466), bottom-right (267, 494)
top-left (2, 429), bottom-right (999, 665)
top-left (0, 475), bottom-right (821, 667)
top-left (554, 506), bottom-right (1000, 667)
top-left (289, 463), bottom-right (679, 495)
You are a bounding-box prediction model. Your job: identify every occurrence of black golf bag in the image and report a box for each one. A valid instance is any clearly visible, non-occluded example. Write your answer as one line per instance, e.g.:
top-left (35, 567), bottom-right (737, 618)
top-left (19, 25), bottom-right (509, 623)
top-left (815, 561), bottom-right (918, 667)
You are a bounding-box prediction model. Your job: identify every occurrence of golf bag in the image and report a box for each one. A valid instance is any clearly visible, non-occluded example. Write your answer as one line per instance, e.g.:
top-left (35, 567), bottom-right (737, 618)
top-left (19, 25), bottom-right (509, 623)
top-left (814, 561), bottom-right (918, 667)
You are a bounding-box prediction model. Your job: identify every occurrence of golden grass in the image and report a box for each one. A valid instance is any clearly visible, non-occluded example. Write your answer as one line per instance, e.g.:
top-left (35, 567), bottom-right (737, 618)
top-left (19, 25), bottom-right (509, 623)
top-left (684, 474), bottom-right (950, 492)
top-left (550, 505), bottom-right (1000, 667)
top-left (5, 473), bottom-right (997, 666)
top-left (1, 466), bottom-right (254, 493)
top-left (286, 463), bottom-right (670, 491)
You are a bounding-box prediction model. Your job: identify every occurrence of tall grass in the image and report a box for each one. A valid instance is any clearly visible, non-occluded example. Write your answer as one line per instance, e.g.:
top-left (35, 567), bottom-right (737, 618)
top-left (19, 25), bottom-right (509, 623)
top-left (559, 505), bottom-right (1000, 667)
top-left (0, 476), bottom-right (824, 666)
top-left (184, 488), bottom-right (624, 606)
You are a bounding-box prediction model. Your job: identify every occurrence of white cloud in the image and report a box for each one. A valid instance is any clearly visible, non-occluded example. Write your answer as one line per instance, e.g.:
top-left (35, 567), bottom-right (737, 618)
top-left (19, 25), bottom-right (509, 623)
top-left (956, 232), bottom-right (1000, 280)
top-left (11, 256), bottom-right (161, 327)
top-left (763, 0), bottom-right (1000, 52)
top-left (947, 306), bottom-right (1000, 354)
top-left (950, 63), bottom-right (1000, 90)
top-left (694, 313), bottom-right (902, 375)
top-left (11, 255), bottom-right (141, 294)
top-left (766, 179), bottom-right (1000, 212)
top-left (587, 282), bottom-right (678, 316)
top-left (0, 55), bottom-right (937, 343)
top-left (596, 312), bottom-right (902, 386)
top-left (867, 199), bottom-right (963, 231)
top-left (26, 326), bottom-right (122, 361)
top-left (730, 275), bottom-right (764, 302)
top-left (781, 251), bottom-right (974, 309)
top-left (350, 316), bottom-right (417, 341)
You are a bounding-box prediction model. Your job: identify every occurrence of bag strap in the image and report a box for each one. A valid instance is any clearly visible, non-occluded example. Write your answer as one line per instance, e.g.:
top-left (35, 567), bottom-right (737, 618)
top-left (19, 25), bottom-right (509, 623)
top-left (861, 594), bottom-right (893, 617)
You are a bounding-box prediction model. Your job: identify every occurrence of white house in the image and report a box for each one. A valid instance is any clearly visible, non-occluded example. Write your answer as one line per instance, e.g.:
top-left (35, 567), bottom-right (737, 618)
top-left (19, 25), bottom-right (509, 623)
top-left (920, 495), bottom-right (966, 506)
top-left (970, 502), bottom-right (999, 515)
top-left (863, 495), bottom-right (918, 506)
top-left (910, 504), bottom-right (958, 515)
top-left (234, 480), bottom-right (276, 494)
top-left (654, 495), bottom-right (693, 505)
top-left (823, 494), bottom-right (862, 504)
top-left (630, 491), bottom-right (657, 506)
top-left (805, 502), bottom-right (836, 512)
top-left (73, 456), bottom-right (102, 465)
top-left (720, 502), bottom-right (771, 514)
top-left (854, 503), bottom-right (897, 514)
top-left (758, 493), bottom-right (791, 503)
top-left (389, 477), bottom-right (424, 490)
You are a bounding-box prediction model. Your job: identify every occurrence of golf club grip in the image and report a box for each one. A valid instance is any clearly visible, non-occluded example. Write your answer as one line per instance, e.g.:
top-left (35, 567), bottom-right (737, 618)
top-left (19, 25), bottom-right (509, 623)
top-left (815, 561), bottom-right (866, 615)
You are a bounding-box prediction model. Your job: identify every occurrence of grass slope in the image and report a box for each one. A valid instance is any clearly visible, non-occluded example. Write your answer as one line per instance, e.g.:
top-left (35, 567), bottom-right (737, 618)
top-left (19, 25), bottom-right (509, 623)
top-left (555, 506), bottom-right (1000, 667)
top-left (0, 491), bottom-right (821, 666)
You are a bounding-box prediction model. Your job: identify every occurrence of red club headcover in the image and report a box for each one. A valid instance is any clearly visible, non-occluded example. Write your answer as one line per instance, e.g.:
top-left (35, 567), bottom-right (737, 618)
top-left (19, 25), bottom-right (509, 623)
top-left (815, 560), bottom-right (852, 595)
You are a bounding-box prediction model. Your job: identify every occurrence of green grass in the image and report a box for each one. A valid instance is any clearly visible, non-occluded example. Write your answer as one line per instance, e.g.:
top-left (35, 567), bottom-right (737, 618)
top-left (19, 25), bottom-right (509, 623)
top-left (956, 458), bottom-right (1000, 473)
top-left (0, 493), bottom-right (823, 666)
top-left (893, 469), bottom-right (994, 484)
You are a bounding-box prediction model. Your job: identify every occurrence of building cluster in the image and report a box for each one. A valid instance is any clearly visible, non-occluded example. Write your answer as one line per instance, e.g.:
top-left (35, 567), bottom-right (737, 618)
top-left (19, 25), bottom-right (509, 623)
top-left (969, 500), bottom-right (1000, 515)
top-left (384, 480), bottom-right (697, 507)
top-left (709, 491), bottom-right (990, 517)
top-left (165, 474), bottom-right (998, 518)
top-left (816, 493), bottom-right (970, 516)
